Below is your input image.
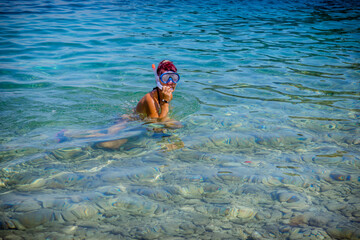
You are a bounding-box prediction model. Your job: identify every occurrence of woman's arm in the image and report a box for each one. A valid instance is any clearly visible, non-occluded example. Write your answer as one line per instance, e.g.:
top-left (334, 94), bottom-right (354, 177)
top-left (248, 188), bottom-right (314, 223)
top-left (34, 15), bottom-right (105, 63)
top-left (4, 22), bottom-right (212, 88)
top-left (158, 102), bottom-right (169, 120)
top-left (136, 88), bottom-right (181, 127)
top-left (137, 91), bottom-right (169, 120)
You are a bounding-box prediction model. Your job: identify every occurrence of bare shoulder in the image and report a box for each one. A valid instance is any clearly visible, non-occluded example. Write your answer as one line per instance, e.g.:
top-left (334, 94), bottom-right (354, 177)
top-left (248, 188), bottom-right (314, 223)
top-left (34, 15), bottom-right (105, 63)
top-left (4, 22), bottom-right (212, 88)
top-left (136, 91), bottom-right (156, 114)
top-left (142, 92), bottom-right (155, 106)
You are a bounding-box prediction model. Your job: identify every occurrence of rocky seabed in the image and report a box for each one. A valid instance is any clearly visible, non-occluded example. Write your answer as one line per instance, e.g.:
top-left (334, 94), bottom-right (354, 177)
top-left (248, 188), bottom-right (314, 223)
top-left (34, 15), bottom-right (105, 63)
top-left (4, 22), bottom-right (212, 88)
top-left (1, 116), bottom-right (359, 239)
top-left (1, 151), bottom-right (359, 239)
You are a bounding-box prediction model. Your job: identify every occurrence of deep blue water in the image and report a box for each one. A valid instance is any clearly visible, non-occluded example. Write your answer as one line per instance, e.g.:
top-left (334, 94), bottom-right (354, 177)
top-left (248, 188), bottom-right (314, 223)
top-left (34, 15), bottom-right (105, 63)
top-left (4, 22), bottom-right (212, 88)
top-left (0, 0), bottom-right (360, 239)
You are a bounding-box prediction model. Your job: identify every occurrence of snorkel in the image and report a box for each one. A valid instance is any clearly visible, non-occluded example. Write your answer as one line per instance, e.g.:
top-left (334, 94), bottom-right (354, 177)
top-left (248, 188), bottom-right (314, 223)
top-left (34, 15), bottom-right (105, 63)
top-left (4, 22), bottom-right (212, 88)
top-left (152, 64), bottom-right (163, 90)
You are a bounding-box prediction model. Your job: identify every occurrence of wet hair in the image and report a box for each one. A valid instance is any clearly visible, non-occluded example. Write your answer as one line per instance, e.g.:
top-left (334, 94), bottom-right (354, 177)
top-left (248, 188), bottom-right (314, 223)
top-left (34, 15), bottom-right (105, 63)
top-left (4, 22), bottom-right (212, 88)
top-left (157, 60), bottom-right (177, 75)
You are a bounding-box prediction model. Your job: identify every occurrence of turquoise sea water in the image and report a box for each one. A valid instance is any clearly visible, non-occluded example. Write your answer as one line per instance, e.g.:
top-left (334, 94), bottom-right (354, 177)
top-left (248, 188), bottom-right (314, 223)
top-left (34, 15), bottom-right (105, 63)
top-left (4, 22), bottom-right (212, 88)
top-left (1, 0), bottom-right (360, 239)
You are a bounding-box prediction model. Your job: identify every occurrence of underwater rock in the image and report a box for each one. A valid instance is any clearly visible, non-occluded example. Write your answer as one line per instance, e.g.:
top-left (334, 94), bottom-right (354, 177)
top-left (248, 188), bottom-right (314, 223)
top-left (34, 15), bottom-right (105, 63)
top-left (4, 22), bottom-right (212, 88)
top-left (167, 183), bottom-right (226, 201)
top-left (270, 210), bottom-right (283, 221)
top-left (179, 184), bottom-right (204, 199)
top-left (130, 225), bottom-right (163, 240)
top-left (289, 227), bottom-right (332, 240)
top-left (110, 196), bottom-right (166, 216)
top-left (96, 168), bottom-right (128, 183)
top-left (40, 196), bottom-right (72, 210)
top-left (50, 147), bottom-right (89, 161)
top-left (94, 195), bottom-right (120, 211)
top-left (231, 185), bottom-right (271, 205)
top-left (2, 234), bottom-right (24, 240)
top-left (191, 214), bottom-right (211, 227)
top-left (325, 201), bottom-right (347, 212)
top-left (174, 150), bottom-right (220, 163)
top-left (232, 206), bottom-right (256, 219)
top-left (240, 184), bottom-right (267, 195)
top-left (271, 190), bottom-right (308, 210)
top-left (276, 191), bottom-right (300, 203)
top-left (261, 224), bottom-right (281, 239)
top-left (255, 211), bottom-right (271, 221)
top-left (220, 222), bottom-right (232, 230)
top-left (0, 216), bottom-right (24, 230)
top-left (179, 222), bottom-right (199, 235)
top-left (254, 132), bottom-right (312, 149)
top-left (58, 210), bottom-right (77, 222)
top-left (43, 232), bottom-right (68, 240)
top-left (100, 166), bottom-right (162, 183)
top-left (289, 214), bottom-right (310, 226)
top-left (250, 230), bottom-right (266, 240)
top-left (329, 172), bottom-right (351, 181)
top-left (261, 176), bottom-right (283, 186)
top-left (352, 210), bottom-right (360, 218)
top-left (313, 156), bottom-right (343, 165)
top-left (61, 203), bottom-right (98, 222)
top-left (326, 226), bottom-right (360, 240)
top-left (216, 169), bottom-right (250, 183)
top-left (308, 215), bottom-right (329, 227)
top-left (16, 177), bottom-right (47, 190)
top-left (66, 203), bottom-right (99, 219)
top-left (353, 138), bottom-right (360, 145)
top-left (46, 172), bottom-right (87, 189)
top-left (288, 227), bottom-right (305, 239)
top-left (162, 166), bottom-right (217, 183)
top-left (196, 205), bottom-right (256, 219)
top-left (132, 187), bottom-right (173, 202)
top-left (52, 210), bottom-right (65, 223)
top-left (289, 211), bottom-right (333, 228)
top-left (161, 221), bottom-right (181, 235)
top-left (194, 134), bottom-right (257, 153)
top-left (319, 183), bottom-right (333, 192)
top-left (310, 229), bottom-right (332, 240)
top-left (161, 185), bottom-right (183, 197)
top-left (15, 208), bottom-right (54, 228)
top-left (342, 155), bottom-right (360, 168)
top-left (14, 199), bottom-right (42, 212)
top-left (96, 185), bottom-right (126, 196)
top-left (202, 184), bottom-right (225, 197)
top-left (264, 173), bottom-right (320, 191)
top-left (0, 217), bottom-right (13, 230)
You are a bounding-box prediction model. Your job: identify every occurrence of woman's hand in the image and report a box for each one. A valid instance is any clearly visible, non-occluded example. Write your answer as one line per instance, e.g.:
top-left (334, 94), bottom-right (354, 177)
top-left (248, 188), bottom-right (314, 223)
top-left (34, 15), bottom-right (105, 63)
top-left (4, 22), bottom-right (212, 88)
top-left (161, 86), bottom-right (173, 103)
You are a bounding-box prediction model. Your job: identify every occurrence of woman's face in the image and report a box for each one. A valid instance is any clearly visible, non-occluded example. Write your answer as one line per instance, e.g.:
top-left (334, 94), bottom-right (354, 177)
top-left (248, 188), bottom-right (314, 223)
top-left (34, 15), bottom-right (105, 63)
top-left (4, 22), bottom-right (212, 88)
top-left (159, 69), bottom-right (177, 90)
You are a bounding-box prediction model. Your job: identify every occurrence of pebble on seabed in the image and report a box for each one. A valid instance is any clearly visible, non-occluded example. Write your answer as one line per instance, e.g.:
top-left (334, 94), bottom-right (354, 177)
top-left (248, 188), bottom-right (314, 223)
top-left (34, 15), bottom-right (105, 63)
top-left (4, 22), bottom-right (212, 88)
top-left (271, 190), bottom-right (309, 210)
top-left (195, 205), bottom-right (256, 219)
top-left (327, 226), bottom-right (360, 240)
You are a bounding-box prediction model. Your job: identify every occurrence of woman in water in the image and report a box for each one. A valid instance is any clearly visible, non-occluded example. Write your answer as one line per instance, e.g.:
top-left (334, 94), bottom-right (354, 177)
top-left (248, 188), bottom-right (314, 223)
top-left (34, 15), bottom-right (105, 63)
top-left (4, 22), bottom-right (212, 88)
top-left (58, 60), bottom-right (181, 149)
top-left (136, 60), bottom-right (179, 120)
top-left (96, 60), bottom-right (181, 149)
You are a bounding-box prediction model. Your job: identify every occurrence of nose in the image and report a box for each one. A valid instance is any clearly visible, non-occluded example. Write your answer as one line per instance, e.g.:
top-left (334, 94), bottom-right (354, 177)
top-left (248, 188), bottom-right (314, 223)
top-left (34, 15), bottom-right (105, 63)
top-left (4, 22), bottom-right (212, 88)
top-left (166, 78), bottom-right (174, 84)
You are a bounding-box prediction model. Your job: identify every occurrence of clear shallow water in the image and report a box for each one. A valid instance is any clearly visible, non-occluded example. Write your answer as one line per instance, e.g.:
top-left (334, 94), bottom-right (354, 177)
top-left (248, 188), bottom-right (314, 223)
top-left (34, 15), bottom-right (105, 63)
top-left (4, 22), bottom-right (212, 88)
top-left (1, 0), bottom-right (360, 239)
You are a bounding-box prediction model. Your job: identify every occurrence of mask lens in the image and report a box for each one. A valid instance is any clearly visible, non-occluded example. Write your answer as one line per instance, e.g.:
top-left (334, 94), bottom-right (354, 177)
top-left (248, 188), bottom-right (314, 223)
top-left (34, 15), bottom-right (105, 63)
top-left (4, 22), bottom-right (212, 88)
top-left (160, 72), bottom-right (180, 83)
top-left (161, 74), bottom-right (170, 83)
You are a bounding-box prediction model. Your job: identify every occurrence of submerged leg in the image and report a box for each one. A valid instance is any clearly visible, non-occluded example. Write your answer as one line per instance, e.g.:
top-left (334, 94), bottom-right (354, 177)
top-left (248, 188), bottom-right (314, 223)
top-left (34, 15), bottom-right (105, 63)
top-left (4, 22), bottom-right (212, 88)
top-left (57, 121), bottom-right (128, 140)
top-left (95, 139), bottom-right (128, 150)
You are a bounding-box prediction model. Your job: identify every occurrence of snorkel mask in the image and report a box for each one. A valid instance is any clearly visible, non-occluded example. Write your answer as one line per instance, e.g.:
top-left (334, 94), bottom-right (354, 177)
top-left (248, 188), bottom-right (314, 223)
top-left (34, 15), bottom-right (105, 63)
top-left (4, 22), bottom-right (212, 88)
top-left (152, 64), bottom-right (180, 90)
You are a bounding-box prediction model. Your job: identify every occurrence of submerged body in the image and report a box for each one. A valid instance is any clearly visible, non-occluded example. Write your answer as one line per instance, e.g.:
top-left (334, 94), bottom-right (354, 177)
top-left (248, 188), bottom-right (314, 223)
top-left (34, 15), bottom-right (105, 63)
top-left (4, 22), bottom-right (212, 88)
top-left (59, 60), bottom-right (182, 149)
top-left (98, 60), bottom-right (180, 149)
